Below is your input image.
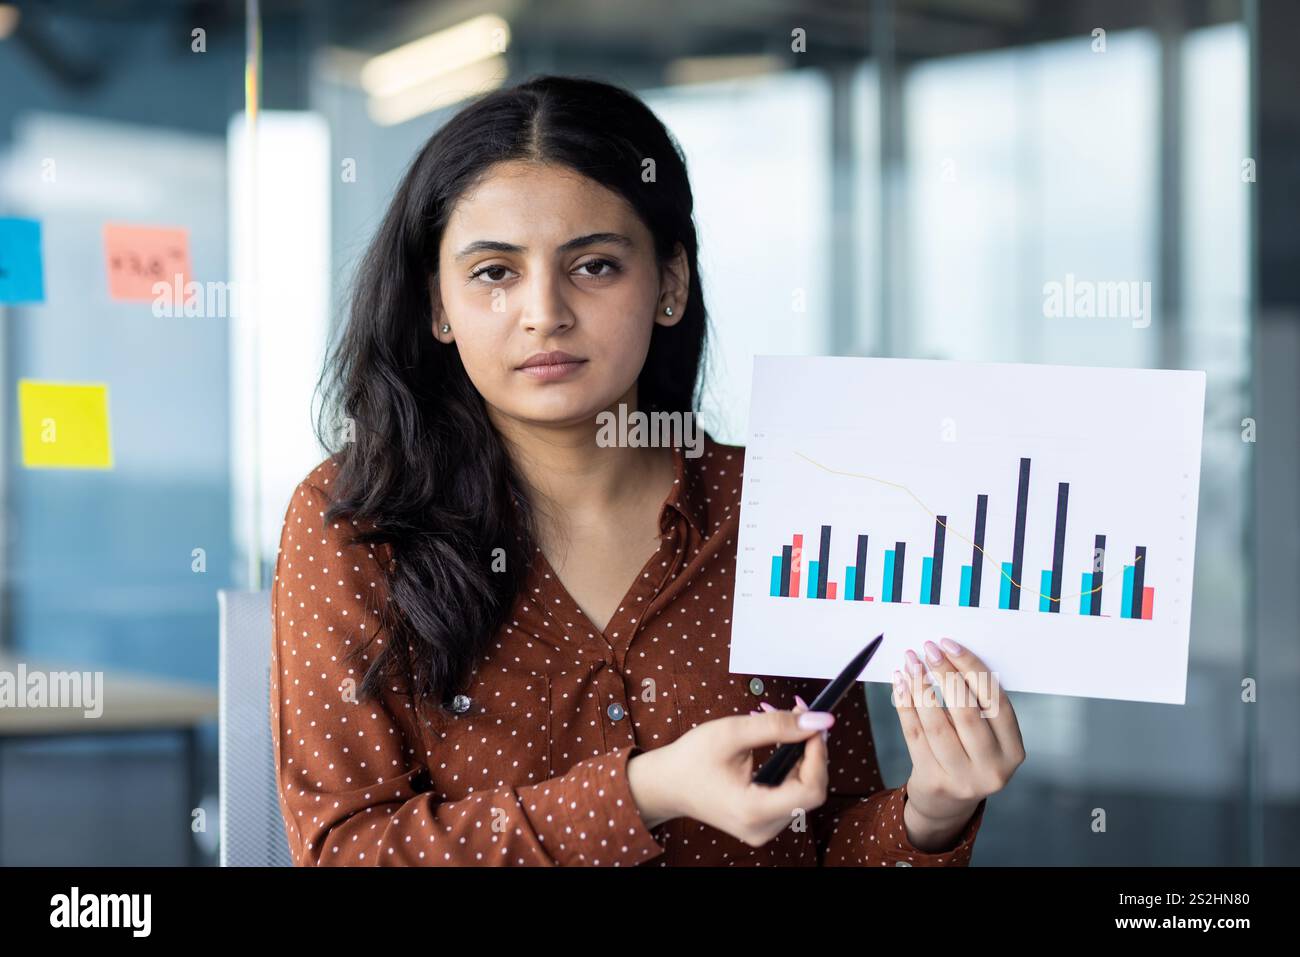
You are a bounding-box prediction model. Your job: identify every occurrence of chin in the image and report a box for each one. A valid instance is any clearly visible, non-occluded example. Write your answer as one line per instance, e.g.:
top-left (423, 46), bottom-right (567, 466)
top-left (510, 398), bottom-right (608, 428)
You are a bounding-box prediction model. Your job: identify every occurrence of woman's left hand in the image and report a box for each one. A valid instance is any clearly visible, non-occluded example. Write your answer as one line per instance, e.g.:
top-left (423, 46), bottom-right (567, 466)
top-left (891, 638), bottom-right (1025, 852)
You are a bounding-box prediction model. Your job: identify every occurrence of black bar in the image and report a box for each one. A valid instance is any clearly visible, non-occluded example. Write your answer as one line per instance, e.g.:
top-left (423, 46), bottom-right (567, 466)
top-left (854, 534), bottom-right (868, 601)
top-left (931, 516), bottom-right (947, 604)
top-left (970, 494), bottom-right (988, 607)
top-left (892, 541), bottom-right (906, 603)
top-left (817, 525), bottom-right (831, 599)
top-left (1009, 457), bottom-right (1031, 610)
top-left (780, 544), bottom-right (792, 598)
top-left (1048, 482), bottom-right (1069, 612)
top-left (1131, 545), bottom-right (1147, 619)
top-left (1090, 534), bottom-right (1106, 616)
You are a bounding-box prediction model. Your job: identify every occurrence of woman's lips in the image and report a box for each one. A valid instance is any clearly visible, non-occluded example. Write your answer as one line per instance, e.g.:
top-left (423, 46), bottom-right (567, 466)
top-left (516, 359), bottom-right (587, 380)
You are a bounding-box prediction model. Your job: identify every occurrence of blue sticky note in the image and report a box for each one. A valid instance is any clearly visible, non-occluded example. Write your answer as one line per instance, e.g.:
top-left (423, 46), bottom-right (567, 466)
top-left (0, 218), bottom-right (46, 304)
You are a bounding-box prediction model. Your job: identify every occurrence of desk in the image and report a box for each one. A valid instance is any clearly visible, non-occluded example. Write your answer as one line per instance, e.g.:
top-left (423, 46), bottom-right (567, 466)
top-left (0, 654), bottom-right (218, 865)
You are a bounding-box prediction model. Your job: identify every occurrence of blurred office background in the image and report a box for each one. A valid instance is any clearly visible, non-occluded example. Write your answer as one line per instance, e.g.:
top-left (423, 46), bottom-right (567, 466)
top-left (0, 0), bottom-right (1295, 865)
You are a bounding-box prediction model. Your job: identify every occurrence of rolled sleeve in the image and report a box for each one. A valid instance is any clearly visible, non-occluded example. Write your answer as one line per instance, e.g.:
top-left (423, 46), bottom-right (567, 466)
top-left (519, 744), bottom-right (666, 866)
top-left (818, 785), bottom-right (986, 866)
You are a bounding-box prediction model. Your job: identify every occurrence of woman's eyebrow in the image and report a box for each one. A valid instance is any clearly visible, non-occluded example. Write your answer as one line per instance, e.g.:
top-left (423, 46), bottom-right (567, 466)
top-left (453, 232), bottom-right (633, 261)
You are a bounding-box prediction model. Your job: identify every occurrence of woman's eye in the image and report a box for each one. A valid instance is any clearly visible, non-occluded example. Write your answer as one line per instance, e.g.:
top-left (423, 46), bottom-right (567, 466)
top-left (469, 264), bottom-right (512, 283)
top-left (576, 258), bottom-right (620, 278)
top-left (469, 259), bottom-right (619, 284)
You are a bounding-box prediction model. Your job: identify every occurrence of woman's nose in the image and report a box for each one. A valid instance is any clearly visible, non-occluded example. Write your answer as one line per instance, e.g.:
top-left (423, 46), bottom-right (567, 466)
top-left (517, 271), bottom-right (574, 333)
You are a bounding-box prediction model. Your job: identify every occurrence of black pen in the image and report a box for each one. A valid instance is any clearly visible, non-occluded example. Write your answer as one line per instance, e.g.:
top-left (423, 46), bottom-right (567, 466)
top-left (752, 633), bottom-right (885, 787)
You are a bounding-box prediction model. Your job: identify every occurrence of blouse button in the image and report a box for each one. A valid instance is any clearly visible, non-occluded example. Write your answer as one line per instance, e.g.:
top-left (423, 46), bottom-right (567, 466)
top-left (451, 694), bottom-right (472, 714)
top-left (894, 861), bottom-right (912, 867)
top-left (606, 702), bottom-right (626, 721)
top-left (747, 677), bottom-right (765, 696)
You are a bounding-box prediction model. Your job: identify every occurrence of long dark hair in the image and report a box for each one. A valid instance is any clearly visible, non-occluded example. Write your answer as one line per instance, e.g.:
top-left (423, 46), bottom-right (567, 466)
top-left (316, 73), bottom-right (709, 714)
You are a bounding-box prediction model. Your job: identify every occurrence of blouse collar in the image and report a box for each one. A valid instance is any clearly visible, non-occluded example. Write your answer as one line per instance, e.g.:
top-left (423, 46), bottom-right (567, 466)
top-left (660, 429), bottom-right (713, 540)
top-left (508, 428), bottom-right (716, 541)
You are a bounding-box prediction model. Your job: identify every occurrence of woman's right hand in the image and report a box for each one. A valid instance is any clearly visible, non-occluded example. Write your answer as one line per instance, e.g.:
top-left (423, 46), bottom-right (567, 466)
top-left (627, 705), bottom-right (834, 847)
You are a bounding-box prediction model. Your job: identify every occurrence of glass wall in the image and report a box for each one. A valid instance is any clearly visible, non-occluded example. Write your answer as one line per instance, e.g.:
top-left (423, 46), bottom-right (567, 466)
top-left (868, 20), bottom-right (1254, 865)
top-left (0, 5), bottom-right (244, 864)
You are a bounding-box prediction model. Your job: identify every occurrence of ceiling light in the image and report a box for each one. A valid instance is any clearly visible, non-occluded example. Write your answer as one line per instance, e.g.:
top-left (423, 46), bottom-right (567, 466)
top-left (361, 13), bottom-right (510, 100)
top-left (367, 54), bottom-right (508, 126)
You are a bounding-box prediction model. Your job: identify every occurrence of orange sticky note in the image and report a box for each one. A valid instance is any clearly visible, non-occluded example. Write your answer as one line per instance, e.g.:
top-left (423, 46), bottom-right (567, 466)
top-left (103, 223), bottom-right (191, 302)
top-left (18, 380), bottom-right (113, 469)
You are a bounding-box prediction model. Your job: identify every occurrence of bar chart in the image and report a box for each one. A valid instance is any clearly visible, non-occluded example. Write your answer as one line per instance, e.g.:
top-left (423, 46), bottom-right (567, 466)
top-left (731, 356), bottom-right (1205, 705)
top-left (766, 459), bottom-right (1154, 619)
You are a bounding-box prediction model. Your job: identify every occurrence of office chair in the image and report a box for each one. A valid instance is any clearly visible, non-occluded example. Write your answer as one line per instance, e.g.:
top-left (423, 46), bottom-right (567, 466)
top-left (218, 589), bottom-right (292, 866)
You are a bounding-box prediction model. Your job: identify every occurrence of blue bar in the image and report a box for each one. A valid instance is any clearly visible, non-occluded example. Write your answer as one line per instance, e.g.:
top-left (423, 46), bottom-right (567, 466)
top-left (807, 561), bottom-right (820, 598)
top-left (920, 557), bottom-right (933, 605)
top-left (1080, 573), bottom-right (1092, 615)
top-left (845, 566), bottom-right (857, 601)
top-left (999, 562), bottom-right (1013, 609)
top-left (1121, 565), bottom-right (1134, 618)
top-left (1039, 570), bottom-right (1052, 612)
top-left (882, 550), bottom-right (895, 603)
top-left (959, 565), bottom-right (972, 607)
top-left (770, 555), bottom-right (783, 597)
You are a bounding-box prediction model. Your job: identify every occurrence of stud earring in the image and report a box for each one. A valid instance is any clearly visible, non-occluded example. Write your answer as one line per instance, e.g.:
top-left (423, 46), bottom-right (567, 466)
top-left (663, 306), bottom-right (673, 317)
top-left (440, 323), bottom-right (450, 334)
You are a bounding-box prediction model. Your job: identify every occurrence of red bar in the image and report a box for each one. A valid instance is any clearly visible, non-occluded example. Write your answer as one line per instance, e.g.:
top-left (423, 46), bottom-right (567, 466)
top-left (1141, 586), bottom-right (1154, 620)
top-left (790, 534), bottom-right (803, 598)
top-left (864, 595), bottom-right (874, 602)
top-left (827, 581), bottom-right (837, 600)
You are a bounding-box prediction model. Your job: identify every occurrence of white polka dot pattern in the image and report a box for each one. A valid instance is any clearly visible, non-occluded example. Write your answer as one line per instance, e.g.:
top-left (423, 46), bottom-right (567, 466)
top-left (269, 432), bottom-right (986, 866)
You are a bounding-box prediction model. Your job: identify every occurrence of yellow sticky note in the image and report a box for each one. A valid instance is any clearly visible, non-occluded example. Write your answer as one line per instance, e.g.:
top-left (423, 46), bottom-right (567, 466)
top-left (18, 380), bottom-right (114, 469)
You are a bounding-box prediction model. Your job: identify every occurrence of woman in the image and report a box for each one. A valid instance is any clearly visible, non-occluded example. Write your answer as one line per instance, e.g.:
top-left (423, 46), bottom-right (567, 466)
top-left (270, 73), bottom-right (1025, 866)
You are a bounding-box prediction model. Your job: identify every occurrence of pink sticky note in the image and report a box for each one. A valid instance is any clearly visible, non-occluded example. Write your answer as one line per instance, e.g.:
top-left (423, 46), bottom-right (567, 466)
top-left (103, 223), bottom-right (191, 302)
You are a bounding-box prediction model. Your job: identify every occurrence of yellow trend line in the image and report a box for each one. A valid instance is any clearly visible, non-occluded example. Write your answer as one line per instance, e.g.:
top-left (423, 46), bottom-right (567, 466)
top-left (792, 450), bottom-right (1143, 606)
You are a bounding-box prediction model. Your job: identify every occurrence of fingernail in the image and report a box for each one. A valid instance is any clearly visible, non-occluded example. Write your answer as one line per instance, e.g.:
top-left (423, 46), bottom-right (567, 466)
top-left (905, 650), bottom-right (924, 675)
top-left (794, 694), bottom-right (809, 710)
top-left (924, 640), bottom-right (944, 664)
top-left (940, 638), bottom-right (963, 655)
top-left (797, 711), bottom-right (835, 730)
top-left (750, 709), bottom-right (762, 715)
top-left (758, 701), bottom-right (777, 712)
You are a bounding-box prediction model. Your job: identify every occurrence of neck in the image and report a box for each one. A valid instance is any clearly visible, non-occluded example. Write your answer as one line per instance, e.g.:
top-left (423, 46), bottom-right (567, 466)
top-left (490, 385), bottom-right (674, 530)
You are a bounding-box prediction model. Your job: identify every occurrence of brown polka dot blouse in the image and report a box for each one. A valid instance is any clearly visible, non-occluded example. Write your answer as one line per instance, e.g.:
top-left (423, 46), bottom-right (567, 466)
top-left (271, 431), bottom-right (987, 866)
